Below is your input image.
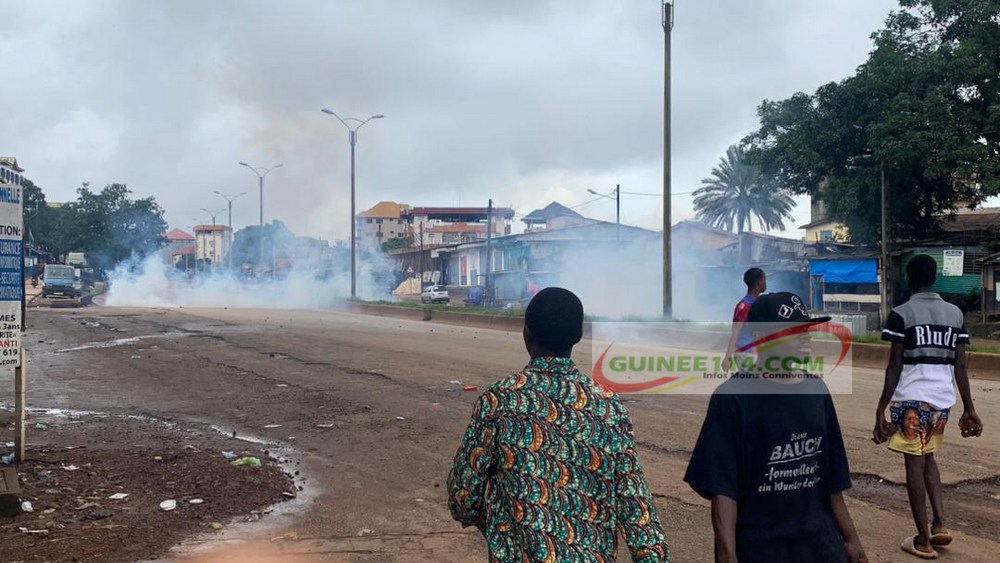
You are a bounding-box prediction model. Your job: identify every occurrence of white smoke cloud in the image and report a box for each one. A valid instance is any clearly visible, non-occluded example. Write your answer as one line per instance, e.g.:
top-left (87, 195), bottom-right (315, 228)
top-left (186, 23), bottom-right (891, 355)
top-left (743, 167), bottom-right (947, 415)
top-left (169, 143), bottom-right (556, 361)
top-left (105, 252), bottom-right (395, 309)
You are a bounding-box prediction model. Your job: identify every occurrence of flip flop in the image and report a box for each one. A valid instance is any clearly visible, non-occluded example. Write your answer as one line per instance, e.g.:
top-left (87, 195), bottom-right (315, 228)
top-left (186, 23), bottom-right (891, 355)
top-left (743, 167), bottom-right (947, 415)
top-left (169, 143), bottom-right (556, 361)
top-left (930, 530), bottom-right (953, 546)
top-left (901, 536), bottom-right (938, 559)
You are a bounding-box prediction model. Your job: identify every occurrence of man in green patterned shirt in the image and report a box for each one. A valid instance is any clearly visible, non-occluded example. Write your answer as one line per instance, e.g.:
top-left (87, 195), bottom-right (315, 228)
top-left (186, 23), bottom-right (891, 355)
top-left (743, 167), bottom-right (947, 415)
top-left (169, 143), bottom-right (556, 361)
top-left (448, 287), bottom-right (670, 562)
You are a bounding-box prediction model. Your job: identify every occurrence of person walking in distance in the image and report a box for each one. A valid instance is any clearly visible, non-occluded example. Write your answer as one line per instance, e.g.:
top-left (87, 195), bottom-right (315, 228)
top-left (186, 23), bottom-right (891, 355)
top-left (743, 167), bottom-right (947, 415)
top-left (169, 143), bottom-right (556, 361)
top-left (873, 254), bottom-right (983, 559)
top-left (723, 268), bottom-right (767, 372)
top-left (448, 287), bottom-right (670, 562)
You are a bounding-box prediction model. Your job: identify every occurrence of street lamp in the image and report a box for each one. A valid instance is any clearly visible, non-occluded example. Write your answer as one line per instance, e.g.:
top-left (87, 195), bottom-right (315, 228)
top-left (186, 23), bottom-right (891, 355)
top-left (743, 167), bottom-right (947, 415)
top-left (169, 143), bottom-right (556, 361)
top-left (239, 162), bottom-right (283, 275)
top-left (662, 0), bottom-right (674, 319)
top-left (321, 108), bottom-right (384, 298)
top-left (214, 191), bottom-right (247, 270)
top-left (587, 185), bottom-right (621, 241)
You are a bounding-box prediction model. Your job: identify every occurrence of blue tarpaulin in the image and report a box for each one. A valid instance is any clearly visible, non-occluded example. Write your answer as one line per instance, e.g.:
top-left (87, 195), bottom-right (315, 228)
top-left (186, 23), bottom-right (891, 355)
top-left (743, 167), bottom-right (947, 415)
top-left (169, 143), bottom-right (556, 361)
top-left (809, 259), bottom-right (877, 284)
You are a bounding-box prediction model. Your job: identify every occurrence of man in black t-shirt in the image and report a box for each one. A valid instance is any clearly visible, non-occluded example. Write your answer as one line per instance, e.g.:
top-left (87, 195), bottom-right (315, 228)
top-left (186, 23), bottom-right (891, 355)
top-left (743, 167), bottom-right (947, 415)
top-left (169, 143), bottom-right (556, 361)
top-left (684, 292), bottom-right (867, 563)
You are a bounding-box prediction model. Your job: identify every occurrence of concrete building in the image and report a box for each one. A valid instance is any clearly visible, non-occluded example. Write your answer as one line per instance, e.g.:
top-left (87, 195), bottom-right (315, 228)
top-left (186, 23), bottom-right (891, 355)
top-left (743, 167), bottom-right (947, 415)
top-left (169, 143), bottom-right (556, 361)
top-left (402, 206), bottom-right (514, 248)
top-left (0, 157), bottom-right (25, 186)
top-left (193, 224), bottom-right (231, 267)
top-left (357, 201), bottom-right (412, 251)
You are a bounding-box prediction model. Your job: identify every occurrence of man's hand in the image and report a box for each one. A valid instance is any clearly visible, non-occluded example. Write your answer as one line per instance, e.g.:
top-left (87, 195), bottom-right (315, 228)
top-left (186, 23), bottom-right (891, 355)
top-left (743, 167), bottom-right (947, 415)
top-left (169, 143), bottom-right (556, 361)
top-left (722, 356), bottom-right (732, 372)
top-left (872, 416), bottom-right (895, 444)
top-left (716, 550), bottom-right (738, 563)
top-left (845, 536), bottom-right (868, 563)
top-left (960, 410), bottom-right (983, 438)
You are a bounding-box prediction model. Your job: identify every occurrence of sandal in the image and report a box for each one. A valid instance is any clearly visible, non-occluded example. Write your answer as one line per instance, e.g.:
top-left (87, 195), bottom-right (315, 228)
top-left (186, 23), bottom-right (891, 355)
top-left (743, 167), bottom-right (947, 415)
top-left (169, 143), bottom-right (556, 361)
top-left (930, 529), bottom-right (953, 546)
top-left (901, 536), bottom-right (938, 559)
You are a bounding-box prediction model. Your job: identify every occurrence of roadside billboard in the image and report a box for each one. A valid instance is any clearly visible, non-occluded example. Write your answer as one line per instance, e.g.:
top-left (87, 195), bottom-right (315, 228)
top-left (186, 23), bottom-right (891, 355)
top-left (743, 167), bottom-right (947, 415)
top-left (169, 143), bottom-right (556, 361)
top-left (0, 181), bottom-right (22, 367)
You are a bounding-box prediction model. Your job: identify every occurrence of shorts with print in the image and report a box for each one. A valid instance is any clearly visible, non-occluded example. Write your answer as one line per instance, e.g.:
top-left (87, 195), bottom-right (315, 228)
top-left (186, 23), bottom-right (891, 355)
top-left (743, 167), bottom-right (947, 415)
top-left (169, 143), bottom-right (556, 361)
top-left (887, 401), bottom-right (949, 456)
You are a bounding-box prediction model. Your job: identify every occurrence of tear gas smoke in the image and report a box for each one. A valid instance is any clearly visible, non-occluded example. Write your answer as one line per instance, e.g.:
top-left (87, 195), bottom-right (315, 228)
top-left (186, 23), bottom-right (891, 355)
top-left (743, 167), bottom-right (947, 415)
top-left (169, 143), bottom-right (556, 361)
top-left (105, 252), bottom-right (395, 309)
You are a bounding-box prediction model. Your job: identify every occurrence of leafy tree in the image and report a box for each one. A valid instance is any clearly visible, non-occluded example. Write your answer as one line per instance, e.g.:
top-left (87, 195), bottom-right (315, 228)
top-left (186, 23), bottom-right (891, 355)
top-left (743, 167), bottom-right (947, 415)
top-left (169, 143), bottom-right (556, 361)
top-left (230, 220), bottom-right (297, 271)
top-left (380, 237), bottom-right (411, 253)
top-left (693, 144), bottom-right (796, 234)
top-left (745, 0), bottom-right (1000, 244)
top-left (57, 183), bottom-right (168, 273)
top-left (22, 179), bottom-right (64, 256)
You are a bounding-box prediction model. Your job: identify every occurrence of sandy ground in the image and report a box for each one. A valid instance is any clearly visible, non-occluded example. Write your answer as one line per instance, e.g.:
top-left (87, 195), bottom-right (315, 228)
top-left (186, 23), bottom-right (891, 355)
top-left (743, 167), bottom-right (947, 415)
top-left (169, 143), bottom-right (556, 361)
top-left (1, 304), bottom-right (997, 562)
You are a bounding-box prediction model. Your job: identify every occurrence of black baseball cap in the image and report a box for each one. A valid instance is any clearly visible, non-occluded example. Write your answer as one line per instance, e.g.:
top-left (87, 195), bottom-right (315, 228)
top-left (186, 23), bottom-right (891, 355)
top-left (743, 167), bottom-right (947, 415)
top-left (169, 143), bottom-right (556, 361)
top-left (746, 292), bottom-right (831, 324)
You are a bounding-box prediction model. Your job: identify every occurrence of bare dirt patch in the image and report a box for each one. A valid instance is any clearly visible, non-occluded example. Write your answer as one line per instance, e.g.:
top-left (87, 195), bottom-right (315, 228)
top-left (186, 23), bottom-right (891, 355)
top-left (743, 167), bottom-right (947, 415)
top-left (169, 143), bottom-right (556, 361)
top-left (850, 473), bottom-right (1000, 541)
top-left (1, 412), bottom-right (295, 563)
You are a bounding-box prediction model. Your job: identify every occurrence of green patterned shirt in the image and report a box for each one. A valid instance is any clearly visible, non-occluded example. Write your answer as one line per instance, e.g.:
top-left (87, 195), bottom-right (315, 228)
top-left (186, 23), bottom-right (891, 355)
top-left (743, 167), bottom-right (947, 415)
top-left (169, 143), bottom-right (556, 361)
top-left (448, 357), bottom-right (670, 562)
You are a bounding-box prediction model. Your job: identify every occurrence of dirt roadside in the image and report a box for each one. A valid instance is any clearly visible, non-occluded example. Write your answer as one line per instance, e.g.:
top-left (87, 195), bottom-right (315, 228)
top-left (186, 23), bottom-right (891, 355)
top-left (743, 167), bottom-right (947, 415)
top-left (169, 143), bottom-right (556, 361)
top-left (0, 410), bottom-right (296, 563)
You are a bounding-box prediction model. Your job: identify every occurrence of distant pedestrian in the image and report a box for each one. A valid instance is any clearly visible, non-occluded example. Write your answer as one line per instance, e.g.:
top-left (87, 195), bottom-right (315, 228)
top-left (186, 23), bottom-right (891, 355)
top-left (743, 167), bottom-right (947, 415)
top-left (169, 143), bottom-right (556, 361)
top-left (873, 254), bottom-right (983, 559)
top-left (686, 292), bottom-right (868, 563)
top-left (722, 267), bottom-right (767, 372)
top-left (448, 287), bottom-right (670, 562)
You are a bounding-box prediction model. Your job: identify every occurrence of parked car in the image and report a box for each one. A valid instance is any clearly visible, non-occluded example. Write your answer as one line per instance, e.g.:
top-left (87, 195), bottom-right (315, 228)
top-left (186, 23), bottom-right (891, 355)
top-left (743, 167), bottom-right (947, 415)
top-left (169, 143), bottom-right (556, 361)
top-left (421, 285), bottom-right (450, 304)
top-left (42, 264), bottom-right (82, 298)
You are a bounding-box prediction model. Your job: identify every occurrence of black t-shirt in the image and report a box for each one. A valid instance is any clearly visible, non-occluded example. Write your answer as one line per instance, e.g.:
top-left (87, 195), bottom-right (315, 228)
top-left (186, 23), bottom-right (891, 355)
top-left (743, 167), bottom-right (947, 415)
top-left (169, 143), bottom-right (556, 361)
top-left (684, 375), bottom-right (852, 562)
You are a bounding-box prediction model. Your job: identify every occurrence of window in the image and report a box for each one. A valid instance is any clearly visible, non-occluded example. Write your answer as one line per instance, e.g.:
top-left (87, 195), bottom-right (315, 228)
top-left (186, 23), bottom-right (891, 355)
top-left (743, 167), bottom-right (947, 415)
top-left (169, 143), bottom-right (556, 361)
top-left (376, 218), bottom-right (383, 224)
top-left (819, 230), bottom-right (834, 242)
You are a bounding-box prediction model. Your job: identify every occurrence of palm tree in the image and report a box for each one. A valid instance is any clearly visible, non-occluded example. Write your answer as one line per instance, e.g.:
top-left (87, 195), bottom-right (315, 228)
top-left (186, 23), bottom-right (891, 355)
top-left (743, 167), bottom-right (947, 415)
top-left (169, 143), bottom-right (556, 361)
top-left (693, 145), bottom-right (795, 234)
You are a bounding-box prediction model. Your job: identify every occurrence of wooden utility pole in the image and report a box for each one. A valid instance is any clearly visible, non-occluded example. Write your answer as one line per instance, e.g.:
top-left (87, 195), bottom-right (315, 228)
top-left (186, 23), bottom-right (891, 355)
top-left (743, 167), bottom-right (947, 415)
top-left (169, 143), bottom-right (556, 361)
top-left (880, 165), bottom-right (892, 325)
top-left (14, 349), bottom-right (25, 463)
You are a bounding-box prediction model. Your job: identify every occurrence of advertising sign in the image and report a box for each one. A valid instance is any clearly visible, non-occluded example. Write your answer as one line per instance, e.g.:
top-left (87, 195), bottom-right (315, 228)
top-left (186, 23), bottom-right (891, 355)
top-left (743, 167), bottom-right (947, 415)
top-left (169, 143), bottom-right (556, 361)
top-left (942, 249), bottom-right (964, 277)
top-left (0, 182), bottom-right (22, 367)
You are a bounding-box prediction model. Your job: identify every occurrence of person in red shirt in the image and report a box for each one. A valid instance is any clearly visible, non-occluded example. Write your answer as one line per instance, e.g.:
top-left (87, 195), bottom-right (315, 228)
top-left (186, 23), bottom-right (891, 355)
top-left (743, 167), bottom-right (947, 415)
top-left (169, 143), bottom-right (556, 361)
top-left (722, 267), bottom-right (766, 372)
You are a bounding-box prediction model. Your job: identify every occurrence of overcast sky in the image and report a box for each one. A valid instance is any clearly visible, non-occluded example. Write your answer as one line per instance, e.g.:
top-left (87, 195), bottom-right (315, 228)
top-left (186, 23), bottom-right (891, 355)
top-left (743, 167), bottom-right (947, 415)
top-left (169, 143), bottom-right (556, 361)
top-left (1, 0), bottom-right (901, 242)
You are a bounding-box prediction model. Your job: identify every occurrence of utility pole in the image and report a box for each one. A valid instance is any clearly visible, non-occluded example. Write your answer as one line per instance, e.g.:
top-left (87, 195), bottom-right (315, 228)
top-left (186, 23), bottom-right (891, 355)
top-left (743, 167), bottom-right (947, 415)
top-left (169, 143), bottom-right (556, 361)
top-left (419, 221), bottom-right (424, 288)
top-left (214, 191), bottom-right (246, 271)
top-left (486, 199), bottom-right (493, 306)
top-left (662, 1), bottom-right (674, 319)
top-left (880, 165), bottom-right (891, 325)
top-left (615, 184), bottom-right (620, 242)
top-left (239, 162), bottom-right (282, 277)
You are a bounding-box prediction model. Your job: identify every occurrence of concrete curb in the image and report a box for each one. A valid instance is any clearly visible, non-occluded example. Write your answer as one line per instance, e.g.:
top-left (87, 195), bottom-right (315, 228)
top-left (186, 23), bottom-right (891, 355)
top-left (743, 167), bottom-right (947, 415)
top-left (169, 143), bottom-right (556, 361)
top-left (348, 302), bottom-right (1000, 381)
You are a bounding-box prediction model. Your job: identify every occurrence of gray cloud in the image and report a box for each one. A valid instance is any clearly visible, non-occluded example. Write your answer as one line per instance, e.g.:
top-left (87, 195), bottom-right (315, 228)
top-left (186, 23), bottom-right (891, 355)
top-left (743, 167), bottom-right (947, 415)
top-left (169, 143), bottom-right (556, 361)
top-left (1, 0), bottom-right (900, 241)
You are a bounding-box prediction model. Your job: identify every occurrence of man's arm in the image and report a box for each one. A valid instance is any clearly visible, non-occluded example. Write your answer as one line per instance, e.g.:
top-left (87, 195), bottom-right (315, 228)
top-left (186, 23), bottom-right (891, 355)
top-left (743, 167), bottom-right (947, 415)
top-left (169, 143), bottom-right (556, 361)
top-left (723, 321), bottom-right (743, 371)
top-left (874, 311), bottom-right (906, 443)
top-left (447, 395), bottom-right (495, 530)
top-left (831, 493), bottom-right (868, 563)
top-left (711, 495), bottom-right (738, 563)
top-left (955, 343), bottom-right (984, 437)
top-left (614, 409), bottom-right (670, 562)
top-left (873, 342), bottom-right (903, 442)
top-left (723, 301), bottom-right (748, 371)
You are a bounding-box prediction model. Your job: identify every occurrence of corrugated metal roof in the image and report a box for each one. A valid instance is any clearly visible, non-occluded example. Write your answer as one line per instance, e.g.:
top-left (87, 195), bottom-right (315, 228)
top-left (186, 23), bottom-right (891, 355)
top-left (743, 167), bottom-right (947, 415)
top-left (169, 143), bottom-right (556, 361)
top-left (166, 228), bottom-right (195, 241)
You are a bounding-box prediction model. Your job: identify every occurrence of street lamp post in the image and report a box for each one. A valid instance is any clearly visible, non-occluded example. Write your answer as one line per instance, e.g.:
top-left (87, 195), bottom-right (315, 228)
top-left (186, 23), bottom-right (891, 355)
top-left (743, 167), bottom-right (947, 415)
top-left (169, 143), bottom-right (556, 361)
top-left (587, 185), bottom-right (621, 240)
top-left (321, 108), bottom-right (384, 299)
top-left (662, 0), bottom-right (674, 319)
top-left (214, 191), bottom-right (247, 270)
top-left (239, 162), bottom-right (283, 276)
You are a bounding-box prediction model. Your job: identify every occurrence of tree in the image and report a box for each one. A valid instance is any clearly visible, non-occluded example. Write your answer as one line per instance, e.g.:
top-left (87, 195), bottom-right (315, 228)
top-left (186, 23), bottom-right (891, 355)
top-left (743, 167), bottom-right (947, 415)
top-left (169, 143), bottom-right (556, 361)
top-left (381, 237), bottom-right (411, 253)
top-left (230, 220), bottom-right (297, 271)
top-left (58, 183), bottom-right (168, 273)
top-left (693, 145), bottom-right (796, 234)
top-left (22, 179), bottom-right (64, 256)
top-left (745, 0), bottom-right (1000, 245)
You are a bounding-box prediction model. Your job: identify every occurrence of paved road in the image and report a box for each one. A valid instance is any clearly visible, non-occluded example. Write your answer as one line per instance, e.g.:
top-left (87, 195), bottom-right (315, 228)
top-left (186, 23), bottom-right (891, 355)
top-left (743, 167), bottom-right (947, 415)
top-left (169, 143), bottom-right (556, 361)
top-left (6, 306), bottom-right (999, 562)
